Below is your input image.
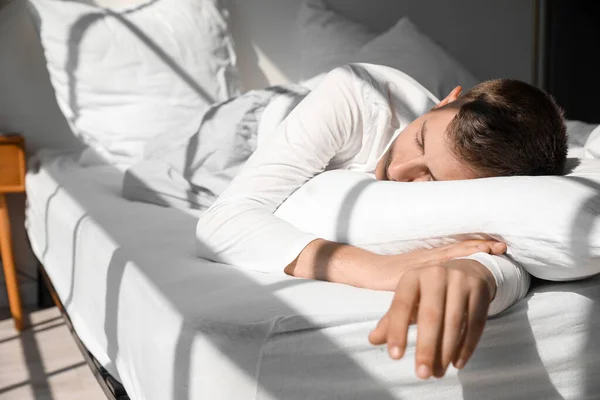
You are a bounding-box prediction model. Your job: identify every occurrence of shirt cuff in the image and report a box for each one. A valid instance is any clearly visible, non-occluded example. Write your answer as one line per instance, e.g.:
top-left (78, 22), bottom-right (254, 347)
top-left (455, 252), bottom-right (531, 316)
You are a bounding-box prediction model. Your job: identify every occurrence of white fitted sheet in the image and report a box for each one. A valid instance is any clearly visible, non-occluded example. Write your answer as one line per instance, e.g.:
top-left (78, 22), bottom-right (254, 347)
top-left (26, 150), bottom-right (600, 400)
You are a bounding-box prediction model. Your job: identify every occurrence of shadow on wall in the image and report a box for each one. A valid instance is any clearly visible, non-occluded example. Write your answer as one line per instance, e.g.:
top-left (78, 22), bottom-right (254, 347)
top-left (225, 0), bottom-right (270, 91)
top-left (0, 0), bottom-right (81, 152)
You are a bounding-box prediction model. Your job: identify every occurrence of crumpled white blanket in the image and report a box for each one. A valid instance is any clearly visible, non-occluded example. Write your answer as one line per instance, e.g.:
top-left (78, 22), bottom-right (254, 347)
top-left (122, 85), bottom-right (308, 209)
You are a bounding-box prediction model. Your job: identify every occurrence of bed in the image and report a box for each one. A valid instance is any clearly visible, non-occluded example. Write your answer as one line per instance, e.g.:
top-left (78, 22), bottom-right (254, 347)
top-left (24, 149), bottom-right (600, 399)
top-left (3, 0), bottom-right (599, 398)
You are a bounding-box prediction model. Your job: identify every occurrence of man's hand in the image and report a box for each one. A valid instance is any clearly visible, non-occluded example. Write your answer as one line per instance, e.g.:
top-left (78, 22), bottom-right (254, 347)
top-left (373, 240), bottom-right (506, 291)
top-left (368, 259), bottom-right (496, 379)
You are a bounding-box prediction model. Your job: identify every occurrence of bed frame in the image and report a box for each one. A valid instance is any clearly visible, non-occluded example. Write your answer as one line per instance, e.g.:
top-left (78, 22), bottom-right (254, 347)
top-left (38, 265), bottom-right (130, 400)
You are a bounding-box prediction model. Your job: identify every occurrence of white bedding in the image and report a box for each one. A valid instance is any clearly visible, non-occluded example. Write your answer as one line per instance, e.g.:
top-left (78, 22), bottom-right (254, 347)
top-left (26, 150), bottom-right (600, 400)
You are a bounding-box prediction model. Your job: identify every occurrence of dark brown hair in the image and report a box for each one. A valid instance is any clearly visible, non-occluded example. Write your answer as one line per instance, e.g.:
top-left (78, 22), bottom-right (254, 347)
top-left (443, 79), bottom-right (567, 177)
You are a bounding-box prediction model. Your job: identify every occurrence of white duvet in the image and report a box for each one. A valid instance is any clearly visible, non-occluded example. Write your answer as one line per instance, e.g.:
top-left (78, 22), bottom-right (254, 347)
top-left (25, 150), bottom-right (600, 400)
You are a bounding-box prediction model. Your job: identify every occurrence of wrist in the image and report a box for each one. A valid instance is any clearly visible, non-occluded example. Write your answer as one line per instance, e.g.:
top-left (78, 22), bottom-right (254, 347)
top-left (371, 254), bottom-right (411, 291)
top-left (285, 238), bottom-right (329, 280)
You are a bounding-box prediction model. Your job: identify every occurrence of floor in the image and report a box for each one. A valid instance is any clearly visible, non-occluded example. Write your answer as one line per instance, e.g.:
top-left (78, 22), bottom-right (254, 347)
top-left (0, 307), bottom-right (105, 400)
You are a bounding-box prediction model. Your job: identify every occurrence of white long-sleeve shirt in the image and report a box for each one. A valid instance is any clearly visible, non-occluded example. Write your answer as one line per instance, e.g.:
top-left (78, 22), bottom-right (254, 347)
top-left (196, 63), bottom-right (530, 316)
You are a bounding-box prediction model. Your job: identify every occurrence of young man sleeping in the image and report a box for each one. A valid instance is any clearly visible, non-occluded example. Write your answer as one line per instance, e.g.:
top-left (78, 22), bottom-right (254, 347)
top-left (185, 64), bottom-right (567, 380)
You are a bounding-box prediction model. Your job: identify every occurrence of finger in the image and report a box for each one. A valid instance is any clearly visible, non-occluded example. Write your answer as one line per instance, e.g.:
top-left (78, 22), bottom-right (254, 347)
top-left (413, 241), bottom-right (487, 266)
top-left (386, 272), bottom-right (420, 360)
top-left (488, 241), bottom-right (507, 255)
top-left (438, 274), bottom-right (469, 377)
top-left (447, 240), bottom-right (506, 259)
top-left (467, 240), bottom-right (506, 255)
top-left (414, 267), bottom-right (447, 380)
top-left (369, 313), bottom-right (389, 345)
top-left (453, 281), bottom-right (491, 370)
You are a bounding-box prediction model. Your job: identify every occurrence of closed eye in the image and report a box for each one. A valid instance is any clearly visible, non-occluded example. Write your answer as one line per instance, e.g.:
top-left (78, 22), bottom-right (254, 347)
top-left (417, 120), bottom-right (438, 181)
top-left (415, 123), bottom-right (425, 154)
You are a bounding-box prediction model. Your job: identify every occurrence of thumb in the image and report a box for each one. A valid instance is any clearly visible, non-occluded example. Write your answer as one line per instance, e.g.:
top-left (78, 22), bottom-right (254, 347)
top-left (489, 242), bottom-right (507, 255)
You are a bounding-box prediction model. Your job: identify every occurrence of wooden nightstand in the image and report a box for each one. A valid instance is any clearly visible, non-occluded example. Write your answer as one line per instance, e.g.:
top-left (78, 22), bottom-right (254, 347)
top-left (0, 134), bottom-right (25, 331)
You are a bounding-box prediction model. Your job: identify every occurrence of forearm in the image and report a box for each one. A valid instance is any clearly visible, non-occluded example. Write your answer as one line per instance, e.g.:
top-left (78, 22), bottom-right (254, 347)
top-left (197, 201), bottom-right (318, 273)
top-left (284, 239), bottom-right (396, 290)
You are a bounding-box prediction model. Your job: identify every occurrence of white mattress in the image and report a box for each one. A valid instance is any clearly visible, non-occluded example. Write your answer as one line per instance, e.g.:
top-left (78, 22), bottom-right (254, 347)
top-left (26, 150), bottom-right (600, 400)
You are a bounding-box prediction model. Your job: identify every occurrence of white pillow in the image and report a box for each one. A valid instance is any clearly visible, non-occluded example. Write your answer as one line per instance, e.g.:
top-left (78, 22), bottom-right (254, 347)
top-left (28, 0), bottom-right (240, 166)
top-left (584, 125), bottom-right (600, 159)
top-left (354, 18), bottom-right (479, 99)
top-left (565, 120), bottom-right (595, 158)
top-left (298, 0), bottom-right (478, 99)
top-left (274, 159), bottom-right (600, 281)
top-left (298, 0), bottom-right (376, 80)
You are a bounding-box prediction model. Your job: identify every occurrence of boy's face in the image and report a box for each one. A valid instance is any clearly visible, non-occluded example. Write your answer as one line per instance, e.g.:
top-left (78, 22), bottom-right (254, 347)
top-left (375, 89), bottom-right (482, 182)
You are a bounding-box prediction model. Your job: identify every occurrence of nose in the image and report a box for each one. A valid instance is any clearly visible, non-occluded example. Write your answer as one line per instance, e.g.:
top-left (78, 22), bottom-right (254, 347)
top-left (388, 157), bottom-right (428, 182)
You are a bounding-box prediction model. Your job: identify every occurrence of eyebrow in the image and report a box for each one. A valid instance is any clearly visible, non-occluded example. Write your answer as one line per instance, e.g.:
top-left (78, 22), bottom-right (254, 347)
top-left (421, 121), bottom-right (438, 181)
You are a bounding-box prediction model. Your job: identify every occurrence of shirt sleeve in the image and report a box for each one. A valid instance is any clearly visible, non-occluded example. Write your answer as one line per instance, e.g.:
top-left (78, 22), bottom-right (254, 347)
top-left (457, 252), bottom-right (531, 316)
top-left (196, 65), bottom-right (372, 273)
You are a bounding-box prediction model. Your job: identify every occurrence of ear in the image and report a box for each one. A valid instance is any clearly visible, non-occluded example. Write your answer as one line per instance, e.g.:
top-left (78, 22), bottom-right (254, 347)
top-left (433, 86), bottom-right (462, 109)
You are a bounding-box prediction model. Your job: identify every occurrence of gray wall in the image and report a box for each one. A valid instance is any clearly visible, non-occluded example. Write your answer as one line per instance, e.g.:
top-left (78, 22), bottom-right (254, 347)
top-left (0, 0), bottom-right (82, 152)
top-left (326, 0), bottom-right (535, 83)
top-left (228, 0), bottom-right (535, 90)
